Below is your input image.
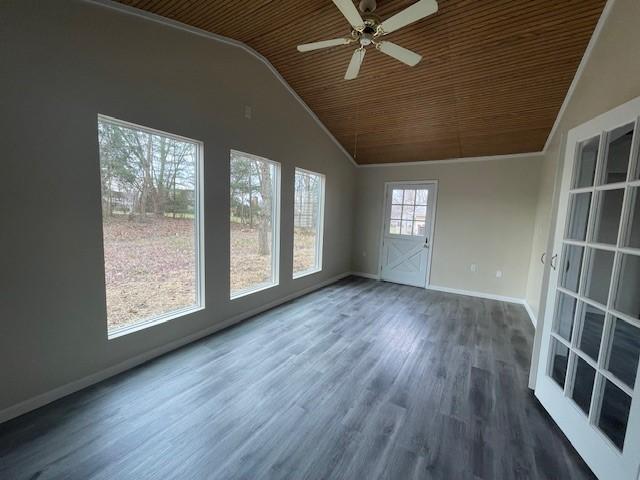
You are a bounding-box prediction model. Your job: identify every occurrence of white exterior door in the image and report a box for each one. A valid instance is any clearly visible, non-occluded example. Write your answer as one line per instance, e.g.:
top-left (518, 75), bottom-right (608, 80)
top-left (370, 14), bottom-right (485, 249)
top-left (535, 96), bottom-right (640, 480)
top-left (379, 182), bottom-right (437, 288)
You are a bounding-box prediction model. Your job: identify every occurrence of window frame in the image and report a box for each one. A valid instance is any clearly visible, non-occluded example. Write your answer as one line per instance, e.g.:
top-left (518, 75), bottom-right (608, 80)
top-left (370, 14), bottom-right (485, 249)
top-left (229, 149), bottom-right (281, 299)
top-left (292, 167), bottom-right (326, 279)
top-left (97, 114), bottom-right (205, 339)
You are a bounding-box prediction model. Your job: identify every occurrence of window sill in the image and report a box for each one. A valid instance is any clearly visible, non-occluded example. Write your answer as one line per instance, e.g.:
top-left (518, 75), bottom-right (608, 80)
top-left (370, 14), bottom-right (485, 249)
top-left (107, 304), bottom-right (204, 340)
top-left (293, 267), bottom-right (322, 280)
top-left (230, 281), bottom-right (278, 300)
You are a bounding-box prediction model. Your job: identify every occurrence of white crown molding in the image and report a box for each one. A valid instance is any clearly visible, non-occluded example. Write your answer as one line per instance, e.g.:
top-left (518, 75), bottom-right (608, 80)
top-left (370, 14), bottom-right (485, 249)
top-left (542, 0), bottom-right (616, 152)
top-left (84, 0), bottom-right (358, 168)
top-left (357, 150), bottom-right (544, 168)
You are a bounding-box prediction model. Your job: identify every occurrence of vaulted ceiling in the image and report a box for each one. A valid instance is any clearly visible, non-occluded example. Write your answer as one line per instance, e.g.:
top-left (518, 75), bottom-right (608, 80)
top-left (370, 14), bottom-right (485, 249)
top-left (117, 0), bottom-right (606, 164)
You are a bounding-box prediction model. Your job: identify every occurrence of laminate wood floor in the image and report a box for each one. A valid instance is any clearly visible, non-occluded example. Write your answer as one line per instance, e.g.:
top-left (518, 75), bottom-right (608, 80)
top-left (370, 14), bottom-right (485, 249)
top-left (0, 277), bottom-right (595, 479)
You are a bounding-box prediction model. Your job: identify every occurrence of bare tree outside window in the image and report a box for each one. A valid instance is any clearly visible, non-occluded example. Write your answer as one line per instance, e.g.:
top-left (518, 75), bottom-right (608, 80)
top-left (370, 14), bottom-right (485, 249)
top-left (98, 116), bottom-right (201, 333)
top-left (230, 150), bottom-right (279, 296)
top-left (293, 169), bottom-right (324, 276)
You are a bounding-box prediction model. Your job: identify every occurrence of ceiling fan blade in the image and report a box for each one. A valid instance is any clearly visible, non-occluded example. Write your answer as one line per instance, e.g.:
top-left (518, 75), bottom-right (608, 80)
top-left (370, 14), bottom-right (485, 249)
top-left (379, 0), bottom-right (438, 34)
top-left (377, 41), bottom-right (422, 66)
top-left (297, 38), bottom-right (352, 52)
top-left (332, 0), bottom-right (365, 31)
top-left (345, 48), bottom-right (366, 80)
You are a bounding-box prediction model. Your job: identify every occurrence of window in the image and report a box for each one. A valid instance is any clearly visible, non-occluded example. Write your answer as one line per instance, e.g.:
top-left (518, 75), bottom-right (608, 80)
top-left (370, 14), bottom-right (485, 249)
top-left (389, 188), bottom-right (428, 236)
top-left (230, 150), bottom-right (280, 297)
top-left (293, 168), bottom-right (325, 278)
top-left (98, 115), bottom-right (203, 336)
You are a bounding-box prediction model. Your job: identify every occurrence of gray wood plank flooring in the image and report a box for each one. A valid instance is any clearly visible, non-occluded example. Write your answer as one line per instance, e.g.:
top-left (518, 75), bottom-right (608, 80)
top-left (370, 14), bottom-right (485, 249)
top-left (0, 277), bottom-right (595, 479)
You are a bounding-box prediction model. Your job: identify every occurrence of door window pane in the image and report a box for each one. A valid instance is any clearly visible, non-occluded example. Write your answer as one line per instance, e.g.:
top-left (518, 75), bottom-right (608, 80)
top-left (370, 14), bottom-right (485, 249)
top-left (593, 189), bottom-right (624, 245)
top-left (624, 186), bottom-right (640, 249)
top-left (98, 116), bottom-right (201, 334)
top-left (230, 150), bottom-right (279, 297)
top-left (293, 169), bottom-right (324, 277)
top-left (600, 124), bottom-right (634, 184)
top-left (550, 339), bottom-right (570, 389)
top-left (389, 187), bottom-right (430, 237)
top-left (608, 318), bottom-right (640, 388)
top-left (402, 205), bottom-right (414, 220)
top-left (566, 192), bottom-right (592, 240)
top-left (614, 254), bottom-right (640, 320)
top-left (559, 244), bottom-right (584, 293)
top-left (574, 136), bottom-right (599, 188)
top-left (554, 292), bottom-right (577, 341)
top-left (579, 304), bottom-right (605, 361)
top-left (584, 249), bottom-right (615, 306)
top-left (598, 379), bottom-right (631, 450)
top-left (571, 357), bottom-right (596, 416)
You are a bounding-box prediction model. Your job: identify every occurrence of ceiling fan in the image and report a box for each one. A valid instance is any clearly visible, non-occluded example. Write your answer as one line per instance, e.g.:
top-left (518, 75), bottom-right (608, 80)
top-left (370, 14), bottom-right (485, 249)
top-left (297, 0), bottom-right (438, 80)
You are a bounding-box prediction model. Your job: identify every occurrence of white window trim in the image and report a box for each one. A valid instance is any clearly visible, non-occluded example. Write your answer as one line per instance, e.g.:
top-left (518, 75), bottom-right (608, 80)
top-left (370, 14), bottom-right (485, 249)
top-left (98, 115), bottom-right (206, 339)
top-left (229, 149), bottom-right (281, 300)
top-left (293, 168), bottom-right (325, 279)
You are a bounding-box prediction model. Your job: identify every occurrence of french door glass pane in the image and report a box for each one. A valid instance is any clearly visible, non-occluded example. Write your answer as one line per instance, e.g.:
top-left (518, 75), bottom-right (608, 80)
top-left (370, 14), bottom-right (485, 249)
top-left (601, 123), bottom-right (634, 185)
top-left (414, 205), bottom-right (427, 221)
top-left (401, 220), bottom-right (412, 235)
top-left (614, 253), bottom-right (640, 319)
top-left (584, 248), bottom-right (615, 306)
top-left (392, 189), bottom-right (404, 203)
top-left (579, 304), bottom-right (605, 361)
top-left (571, 356), bottom-right (596, 415)
top-left (391, 205), bottom-right (402, 219)
top-left (390, 220), bottom-right (401, 235)
top-left (608, 318), bottom-right (640, 388)
top-left (566, 192), bottom-right (592, 240)
top-left (559, 244), bottom-right (584, 293)
top-left (550, 338), bottom-right (570, 389)
top-left (555, 292), bottom-right (577, 341)
top-left (598, 378), bottom-right (631, 450)
top-left (624, 186), bottom-right (640, 249)
top-left (574, 136), bottom-right (599, 188)
top-left (593, 189), bottom-right (624, 245)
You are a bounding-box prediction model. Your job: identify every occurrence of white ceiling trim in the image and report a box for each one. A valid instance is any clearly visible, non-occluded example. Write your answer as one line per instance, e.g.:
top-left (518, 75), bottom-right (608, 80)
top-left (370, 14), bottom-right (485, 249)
top-left (542, 0), bottom-right (616, 152)
top-left (84, 0), bottom-right (358, 167)
top-left (357, 151), bottom-right (544, 168)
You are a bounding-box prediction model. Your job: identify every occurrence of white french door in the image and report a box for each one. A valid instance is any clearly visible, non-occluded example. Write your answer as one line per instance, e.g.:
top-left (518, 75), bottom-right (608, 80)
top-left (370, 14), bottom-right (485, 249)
top-left (535, 96), bottom-right (640, 480)
top-left (379, 182), bottom-right (437, 288)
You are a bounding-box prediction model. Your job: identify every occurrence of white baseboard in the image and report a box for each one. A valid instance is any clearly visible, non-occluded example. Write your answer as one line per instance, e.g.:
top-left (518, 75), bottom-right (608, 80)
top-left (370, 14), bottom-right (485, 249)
top-left (0, 272), bottom-right (351, 425)
top-left (522, 301), bottom-right (538, 328)
top-left (427, 284), bottom-right (524, 304)
top-left (350, 271), bottom-right (380, 280)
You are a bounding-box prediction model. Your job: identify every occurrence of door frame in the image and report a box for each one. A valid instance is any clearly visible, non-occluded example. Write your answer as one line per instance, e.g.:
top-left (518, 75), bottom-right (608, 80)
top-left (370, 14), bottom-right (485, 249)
top-left (534, 95), bottom-right (640, 480)
top-left (377, 180), bottom-right (439, 288)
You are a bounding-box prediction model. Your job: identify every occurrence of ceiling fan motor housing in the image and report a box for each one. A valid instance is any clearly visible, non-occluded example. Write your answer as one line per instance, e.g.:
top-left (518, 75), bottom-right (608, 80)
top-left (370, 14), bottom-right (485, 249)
top-left (359, 0), bottom-right (377, 13)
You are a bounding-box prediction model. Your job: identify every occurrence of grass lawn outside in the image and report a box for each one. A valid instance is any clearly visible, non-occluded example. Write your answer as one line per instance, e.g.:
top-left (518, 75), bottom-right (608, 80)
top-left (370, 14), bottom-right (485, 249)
top-left (103, 216), bottom-right (317, 330)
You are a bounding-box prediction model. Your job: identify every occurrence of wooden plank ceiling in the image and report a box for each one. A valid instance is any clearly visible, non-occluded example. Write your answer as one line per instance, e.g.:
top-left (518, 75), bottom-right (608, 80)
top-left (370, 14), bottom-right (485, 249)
top-left (118, 0), bottom-right (606, 164)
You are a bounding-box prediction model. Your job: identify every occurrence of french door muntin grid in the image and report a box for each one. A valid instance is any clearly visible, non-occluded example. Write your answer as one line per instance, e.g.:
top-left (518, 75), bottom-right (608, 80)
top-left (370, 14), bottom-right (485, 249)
top-left (547, 115), bottom-right (640, 452)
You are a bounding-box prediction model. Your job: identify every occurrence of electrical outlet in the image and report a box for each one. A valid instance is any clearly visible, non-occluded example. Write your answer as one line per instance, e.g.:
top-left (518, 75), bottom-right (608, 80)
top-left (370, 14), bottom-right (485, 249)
top-left (362, 251), bottom-right (367, 257)
top-left (244, 105), bottom-right (252, 119)
top-left (470, 264), bottom-right (478, 273)
top-left (496, 270), bottom-right (503, 278)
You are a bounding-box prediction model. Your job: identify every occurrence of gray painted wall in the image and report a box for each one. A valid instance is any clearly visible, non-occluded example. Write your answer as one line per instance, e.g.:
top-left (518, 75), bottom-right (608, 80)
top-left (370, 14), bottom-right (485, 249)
top-left (0, 0), bottom-right (355, 412)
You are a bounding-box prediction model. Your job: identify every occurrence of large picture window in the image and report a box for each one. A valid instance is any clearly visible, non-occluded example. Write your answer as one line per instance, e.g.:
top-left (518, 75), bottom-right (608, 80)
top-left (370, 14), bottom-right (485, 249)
top-left (230, 150), bottom-right (280, 297)
top-left (293, 168), bottom-right (325, 277)
top-left (98, 115), bottom-right (203, 336)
